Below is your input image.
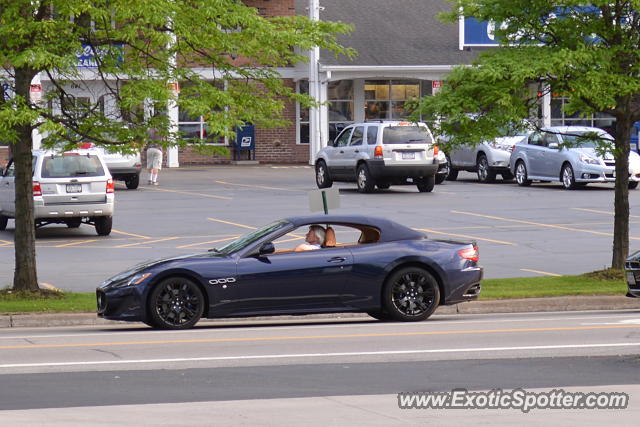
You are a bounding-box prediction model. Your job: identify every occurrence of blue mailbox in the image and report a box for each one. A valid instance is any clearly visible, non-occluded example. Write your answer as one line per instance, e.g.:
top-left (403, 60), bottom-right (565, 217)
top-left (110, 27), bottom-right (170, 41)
top-left (234, 124), bottom-right (255, 160)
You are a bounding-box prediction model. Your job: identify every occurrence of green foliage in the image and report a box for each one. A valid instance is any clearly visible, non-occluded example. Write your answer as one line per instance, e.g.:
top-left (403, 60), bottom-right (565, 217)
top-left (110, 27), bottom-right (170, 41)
top-left (0, 289), bottom-right (95, 313)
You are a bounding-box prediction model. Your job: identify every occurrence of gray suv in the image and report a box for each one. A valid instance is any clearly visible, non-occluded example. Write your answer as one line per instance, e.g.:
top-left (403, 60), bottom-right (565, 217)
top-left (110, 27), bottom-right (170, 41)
top-left (315, 120), bottom-right (439, 193)
top-left (0, 148), bottom-right (115, 235)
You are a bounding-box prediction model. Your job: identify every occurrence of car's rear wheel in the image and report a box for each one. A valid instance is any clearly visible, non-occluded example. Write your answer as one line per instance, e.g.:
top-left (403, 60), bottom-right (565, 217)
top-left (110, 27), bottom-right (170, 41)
top-left (95, 216), bottom-right (112, 236)
top-left (148, 277), bottom-right (204, 330)
top-left (66, 218), bottom-right (82, 228)
top-left (629, 181), bottom-right (638, 190)
top-left (356, 163), bottom-right (375, 193)
top-left (515, 161), bottom-right (532, 186)
top-left (561, 163), bottom-right (577, 190)
top-left (0, 215), bottom-right (7, 231)
top-left (315, 160), bottom-right (332, 189)
top-left (125, 174), bottom-right (140, 190)
top-left (382, 267), bottom-right (440, 321)
top-left (476, 154), bottom-right (496, 183)
top-left (416, 175), bottom-right (435, 192)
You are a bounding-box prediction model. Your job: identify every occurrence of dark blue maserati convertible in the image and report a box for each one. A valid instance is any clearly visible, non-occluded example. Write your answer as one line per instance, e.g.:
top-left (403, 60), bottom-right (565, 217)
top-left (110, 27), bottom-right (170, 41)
top-left (97, 215), bottom-right (483, 329)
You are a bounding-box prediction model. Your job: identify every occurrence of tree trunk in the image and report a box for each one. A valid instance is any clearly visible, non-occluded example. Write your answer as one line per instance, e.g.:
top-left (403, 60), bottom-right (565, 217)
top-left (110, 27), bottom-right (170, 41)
top-left (612, 116), bottom-right (632, 269)
top-left (12, 67), bottom-right (39, 291)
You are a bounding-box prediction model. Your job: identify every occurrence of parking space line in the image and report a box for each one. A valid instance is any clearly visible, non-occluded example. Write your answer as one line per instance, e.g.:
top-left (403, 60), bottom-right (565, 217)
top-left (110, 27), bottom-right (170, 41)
top-left (572, 207), bottom-right (640, 218)
top-left (111, 229), bottom-right (151, 239)
top-left (54, 239), bottom-right (99, 248)
top-left (450, 210), bottom-right (640, 240)
top-left (520, 269), bottom-right (562, 277)
top-left (207, 218), bottom-right (257, 229)
top-left (116, 236), bottom-right (182, 248)
top-left (176, 236), bottom-right (239, 249)
top-left (215, 180), bottom-right (304, 192)
top-left (414, 228), bottom-right (516, 246)
top-left (146, 187), bottom-right (232, 200)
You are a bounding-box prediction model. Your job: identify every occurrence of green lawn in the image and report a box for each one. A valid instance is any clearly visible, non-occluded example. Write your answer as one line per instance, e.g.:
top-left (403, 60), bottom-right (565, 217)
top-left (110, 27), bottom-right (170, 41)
top-left (0, 271), bottom-right (629, 314)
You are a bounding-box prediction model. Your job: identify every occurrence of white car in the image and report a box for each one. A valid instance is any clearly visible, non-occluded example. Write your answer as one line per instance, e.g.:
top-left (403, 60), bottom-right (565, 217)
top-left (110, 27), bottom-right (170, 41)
top-left (0, 148), bottom-right (115, 235)
top-left (82, 143), bottom-right (142, 189)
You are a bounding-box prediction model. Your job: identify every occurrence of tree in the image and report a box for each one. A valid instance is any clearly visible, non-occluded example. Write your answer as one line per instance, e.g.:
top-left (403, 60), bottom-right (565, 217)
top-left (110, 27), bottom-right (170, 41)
top-left (0, 0), bottom-right (352, 291)
top-left (415, 0), bottom-right (640, 269)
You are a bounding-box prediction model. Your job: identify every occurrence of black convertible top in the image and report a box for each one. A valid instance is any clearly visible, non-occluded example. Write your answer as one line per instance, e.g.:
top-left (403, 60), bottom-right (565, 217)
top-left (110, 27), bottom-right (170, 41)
top-left (283, 214), bottom-right (424, 243)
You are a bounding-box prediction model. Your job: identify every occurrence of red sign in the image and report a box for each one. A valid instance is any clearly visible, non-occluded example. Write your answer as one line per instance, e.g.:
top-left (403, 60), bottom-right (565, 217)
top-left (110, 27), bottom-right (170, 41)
top-left (30, 84), bottom-right (42, 102)
top-left (432, 80), bottom-right (443, 89)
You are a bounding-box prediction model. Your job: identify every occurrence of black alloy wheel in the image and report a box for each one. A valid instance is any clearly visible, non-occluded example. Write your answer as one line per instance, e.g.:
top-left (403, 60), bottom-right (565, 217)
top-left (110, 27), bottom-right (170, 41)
top-left (148, 277), bottom-right (205, 329)
top-left (476, 154), bottom-right (496, 183)
top-left (315, 160), bottom-right (332, 188)
top-left (383, 267), bottom-right (440, 321)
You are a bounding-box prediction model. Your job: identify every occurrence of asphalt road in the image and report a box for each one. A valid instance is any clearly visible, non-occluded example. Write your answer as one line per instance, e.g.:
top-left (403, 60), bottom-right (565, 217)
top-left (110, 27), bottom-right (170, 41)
top-left (1, 165), bottom-right (640, 292)
top-left (0, 311), bottom-right (639, 424)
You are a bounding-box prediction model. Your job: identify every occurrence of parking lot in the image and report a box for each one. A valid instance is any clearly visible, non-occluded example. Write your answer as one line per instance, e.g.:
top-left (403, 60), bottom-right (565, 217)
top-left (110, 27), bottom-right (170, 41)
top-left (1, 165), bottom-right (639, 292)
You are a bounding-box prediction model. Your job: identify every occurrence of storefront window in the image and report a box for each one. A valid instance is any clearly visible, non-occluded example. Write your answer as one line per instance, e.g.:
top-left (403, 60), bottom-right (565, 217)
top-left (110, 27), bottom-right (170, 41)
top-left (297, 79), bottom-right (354, 144)
top-left (178, 81), bottom-right (226, 145)
top-left (550, 94), bottom-right (615, 134)
top-left (365, 80), bottom-right (420, 120)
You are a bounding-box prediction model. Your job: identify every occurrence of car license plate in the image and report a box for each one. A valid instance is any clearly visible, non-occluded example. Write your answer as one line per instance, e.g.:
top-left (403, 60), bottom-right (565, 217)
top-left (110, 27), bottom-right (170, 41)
top-left (401, 152), bottom-right (415, 160)
top-left (627, 272), bottom-right (636, 286)
top-left (66, 184), bottom-right (82, 193)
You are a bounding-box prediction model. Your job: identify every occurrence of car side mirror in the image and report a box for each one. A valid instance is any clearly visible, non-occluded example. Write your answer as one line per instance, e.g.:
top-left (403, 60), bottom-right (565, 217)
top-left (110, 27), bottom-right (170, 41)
top-left (548, 142), bottom-right (559, 149)
top-left (258, 242), bottom-right (275, 256)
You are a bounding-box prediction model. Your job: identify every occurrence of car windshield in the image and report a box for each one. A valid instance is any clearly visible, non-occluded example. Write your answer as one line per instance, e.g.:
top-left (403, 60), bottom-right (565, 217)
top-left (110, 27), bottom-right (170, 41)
top-left (562, 131), bottom-right (613, 148)
top-left (215, 220), bottom-right (289, 255)
top-left (41, 154), bottom-right (105, 178)
top-left (382, 126), bottom-right (433, 144)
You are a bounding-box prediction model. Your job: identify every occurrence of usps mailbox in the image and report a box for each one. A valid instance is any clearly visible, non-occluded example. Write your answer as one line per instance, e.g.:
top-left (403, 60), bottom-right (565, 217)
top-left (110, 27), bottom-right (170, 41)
top-left (234, 124), bottom-right (255, 160)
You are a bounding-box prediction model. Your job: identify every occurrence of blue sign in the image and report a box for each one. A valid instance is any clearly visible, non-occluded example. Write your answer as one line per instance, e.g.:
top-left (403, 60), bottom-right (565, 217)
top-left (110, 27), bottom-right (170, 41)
top-left (462, 18), bottom-right (500, 47)
top-left (77, 44), bottom-right (124, 68)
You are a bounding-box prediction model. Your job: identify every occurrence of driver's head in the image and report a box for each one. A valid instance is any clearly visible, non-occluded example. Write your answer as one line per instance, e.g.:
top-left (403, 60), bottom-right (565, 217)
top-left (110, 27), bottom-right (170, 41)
top-left (306, 225), bottom-right (326, 245)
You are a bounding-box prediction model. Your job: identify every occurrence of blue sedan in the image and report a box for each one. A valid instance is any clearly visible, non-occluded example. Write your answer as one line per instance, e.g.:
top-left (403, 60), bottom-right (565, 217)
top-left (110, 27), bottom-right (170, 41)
top-left (97, 215), bottom-right (483, 329)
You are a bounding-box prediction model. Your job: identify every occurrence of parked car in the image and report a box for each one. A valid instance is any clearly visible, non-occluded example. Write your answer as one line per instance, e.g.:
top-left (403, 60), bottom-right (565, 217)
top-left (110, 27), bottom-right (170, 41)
top-left (509, 126), bottom-right (640, 189)
top-left (444, 129), bottom-right (531, 183)
top-left (625, 250), bottom-right (640, 298)
top-left (0, 148), bottom-right (114, 235)
top-left (315, 120), bottom-right (439, 193)
top-left (83, 143), bottom-right (142, 190)
top-left (97, 214), bottom-right (483, 329)
top-left (435, 149), bottom-right (449, 184)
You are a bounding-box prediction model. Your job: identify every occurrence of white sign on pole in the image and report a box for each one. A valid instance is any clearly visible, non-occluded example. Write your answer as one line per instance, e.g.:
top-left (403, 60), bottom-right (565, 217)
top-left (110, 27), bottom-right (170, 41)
top-left (308, 187), bottom-right (340, 213)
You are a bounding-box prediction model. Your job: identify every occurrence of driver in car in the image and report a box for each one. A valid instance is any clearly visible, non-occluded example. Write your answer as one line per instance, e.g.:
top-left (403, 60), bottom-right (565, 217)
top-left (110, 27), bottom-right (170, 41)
top-left (295, 225), bottom-right (326, 251)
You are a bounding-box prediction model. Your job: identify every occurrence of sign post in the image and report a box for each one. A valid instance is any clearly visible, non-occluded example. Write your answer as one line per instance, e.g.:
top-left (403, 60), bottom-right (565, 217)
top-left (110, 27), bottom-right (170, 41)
top-left (308, 187), bottom-right (340, 214)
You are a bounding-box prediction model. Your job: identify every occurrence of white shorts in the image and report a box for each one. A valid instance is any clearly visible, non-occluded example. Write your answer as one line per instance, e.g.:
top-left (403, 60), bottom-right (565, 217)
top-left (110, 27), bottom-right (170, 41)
top-left (146, 148), bottom-right (163, 170)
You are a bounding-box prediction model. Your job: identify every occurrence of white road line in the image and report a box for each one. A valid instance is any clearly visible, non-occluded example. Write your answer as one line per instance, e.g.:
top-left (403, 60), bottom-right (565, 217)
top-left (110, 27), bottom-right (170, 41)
top-left (1, 342), bottom-right (639, 369)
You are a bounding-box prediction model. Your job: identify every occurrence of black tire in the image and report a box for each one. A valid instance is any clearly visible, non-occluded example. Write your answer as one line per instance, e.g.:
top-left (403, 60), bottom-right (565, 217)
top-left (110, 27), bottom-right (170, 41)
top-left (629, 181), bottom-right (639, 190)
top-left (0, 215), bottom-right (7, 231)
top-left (435, 173), bottom-right (446, 185)
top-left (561, 163), bottom-right (577, 190)
top-left (315, 160), bottom-right (332, 189)
top-left (446, 168), bottom-right (458, 181)
top-left (147, 277), bottom-right (205, 330)
top-left (416, 175), bottom-right (435, 192)
top-left (125, 174), bottom-right (140, 190)
top-left (95, 216), bottom-right (112, 236)
top-left (367, 311), bottom-right (392, 321)
top-left (66, 218), bottom-right (82, 228)
top-left (515, 161), bottom-right (532, 186)
top-left (501, 171), bottom-right (514, 181)
top-left (376, 182), bottom-right (390, 190)
top-left (382, 267), bottom-right (440, 321)
top-left (476, 154), bottom-right (497, 183)
top-left (356, 163), bottom-right (375, 193)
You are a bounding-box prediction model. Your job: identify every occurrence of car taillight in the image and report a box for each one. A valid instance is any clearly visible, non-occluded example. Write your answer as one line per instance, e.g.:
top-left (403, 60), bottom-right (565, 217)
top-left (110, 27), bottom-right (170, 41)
top-left (458, 244), bottom-right (479, 262)
top-left (374, 146), bottom-right (383, 158)
top-left (106, 179), bottom-right (115, 193)
top-left (33, 181), bottom-right (42, 196)
top-left (433, 145), bottom-right (439, 156)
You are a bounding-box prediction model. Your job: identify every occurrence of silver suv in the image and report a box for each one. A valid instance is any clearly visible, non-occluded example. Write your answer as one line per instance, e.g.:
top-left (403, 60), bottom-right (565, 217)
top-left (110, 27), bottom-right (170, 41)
top-left (0, 148), bottom-right (115, 235)
top-left (315, 120), bottom-right (439, 193)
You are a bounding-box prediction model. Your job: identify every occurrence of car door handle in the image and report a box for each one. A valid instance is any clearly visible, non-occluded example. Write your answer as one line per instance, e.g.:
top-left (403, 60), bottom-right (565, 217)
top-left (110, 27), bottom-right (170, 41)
top-left (327, 256), bottom-right (346, 263)
top-left (339, 150), bottom-right (344, 154)
top-left (354, 150), bottom-right (359, 153)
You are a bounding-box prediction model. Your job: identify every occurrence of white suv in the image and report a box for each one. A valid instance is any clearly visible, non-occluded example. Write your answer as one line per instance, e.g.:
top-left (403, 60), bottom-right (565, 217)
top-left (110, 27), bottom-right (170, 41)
top-left (0, 148), bottom-right (115, 235)
top-left (315, 120), bottom-right (439, 193)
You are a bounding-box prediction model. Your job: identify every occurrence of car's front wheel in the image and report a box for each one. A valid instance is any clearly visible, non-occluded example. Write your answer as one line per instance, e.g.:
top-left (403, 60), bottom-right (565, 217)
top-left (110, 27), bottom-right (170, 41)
top-left (125, 174), bottom-right (140, 190)
top-left (315, 160), bottom-right (332, 189)
top-left (356, 163), bottom-right (375, 193)
top-left (95, 216), bottom-right (112, 236)
top-left (476, 154), bottom-right (496, 183)
top-left (515, 161), bottom-right (532, 186)
top-left (382, 267), bottom-right (440, 321)
top-left (0, 215), bottom-right (7, 231)
top-left (561, 163), bottom-right (577, 190)
top-left (148, 277), bottom-right (205, 330)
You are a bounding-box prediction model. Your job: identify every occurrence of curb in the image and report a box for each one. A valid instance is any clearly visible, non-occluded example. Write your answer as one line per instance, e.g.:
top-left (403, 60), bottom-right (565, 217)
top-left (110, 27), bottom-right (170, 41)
top-left (1, 295), bottom-right (638, 329)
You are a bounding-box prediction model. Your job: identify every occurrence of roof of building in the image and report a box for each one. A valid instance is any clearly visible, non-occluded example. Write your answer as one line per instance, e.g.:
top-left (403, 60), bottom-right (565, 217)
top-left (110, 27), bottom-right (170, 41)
top-left (296, 0), bottom-right (482, 66)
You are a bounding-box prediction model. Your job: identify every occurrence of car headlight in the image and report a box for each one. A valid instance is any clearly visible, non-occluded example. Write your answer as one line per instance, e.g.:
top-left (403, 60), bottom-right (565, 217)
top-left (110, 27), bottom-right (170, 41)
top-left (126, 272), bottom-right (152, 286)
top-left (579, 154), bottom-right (600, 165)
